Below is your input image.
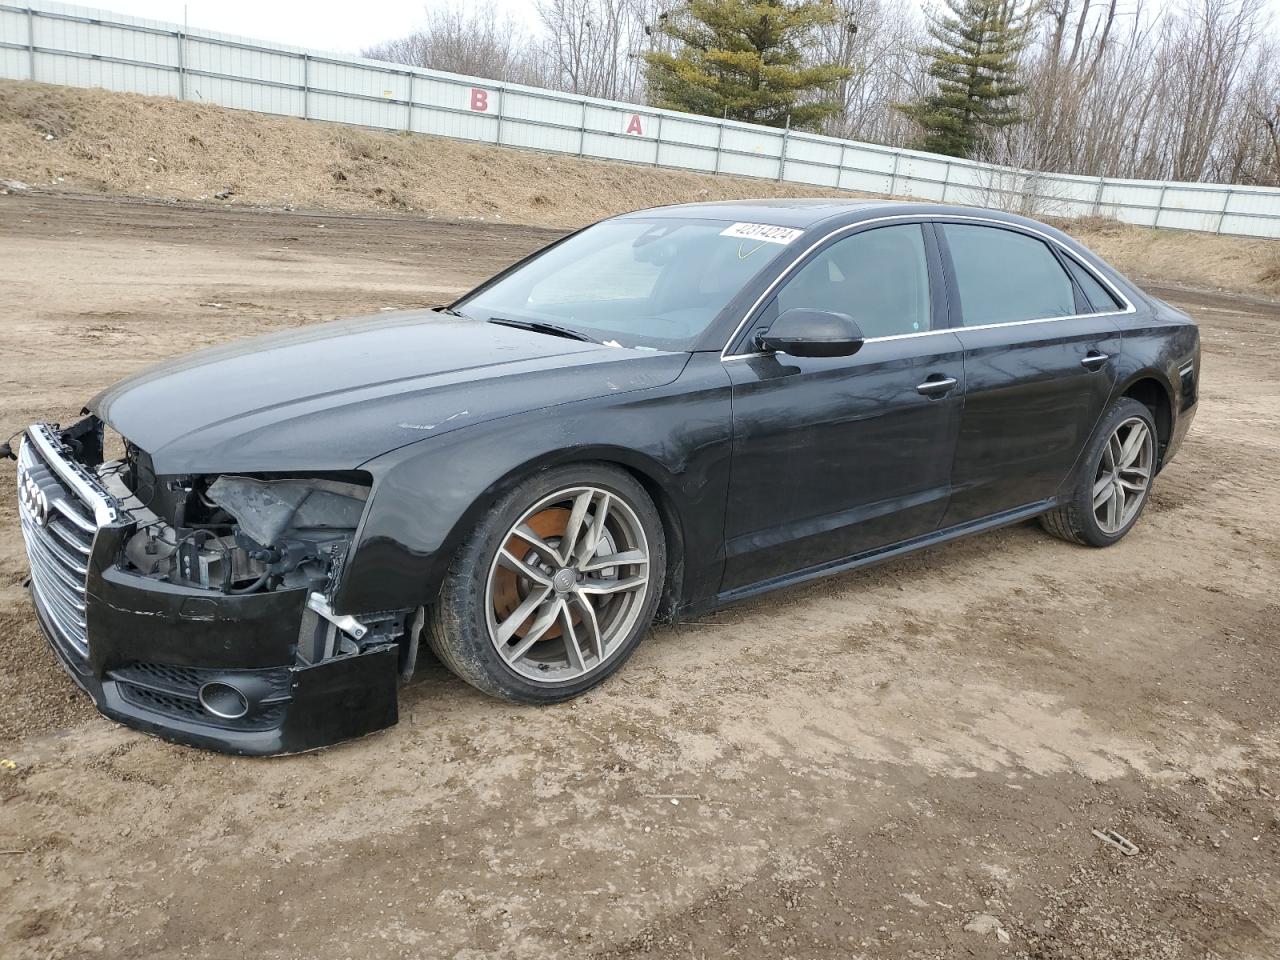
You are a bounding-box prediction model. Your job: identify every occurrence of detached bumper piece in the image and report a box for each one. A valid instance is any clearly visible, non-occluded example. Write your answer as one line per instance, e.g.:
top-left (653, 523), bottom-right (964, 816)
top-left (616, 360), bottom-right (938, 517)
top-left (18, 423), bottom-right (401, 756)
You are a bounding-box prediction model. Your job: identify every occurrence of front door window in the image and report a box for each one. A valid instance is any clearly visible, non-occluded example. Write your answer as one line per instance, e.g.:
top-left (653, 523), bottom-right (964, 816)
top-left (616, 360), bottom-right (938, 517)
top-left (774, 224), bottom-right (932, 339)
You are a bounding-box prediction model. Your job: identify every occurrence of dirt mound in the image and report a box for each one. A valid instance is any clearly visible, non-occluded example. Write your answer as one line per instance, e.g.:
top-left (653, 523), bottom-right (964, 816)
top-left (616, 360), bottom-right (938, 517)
top-left (0, 79), bottom-right (842, 224)
top-left (1048, 214), bottom-right (1280, 300)
top-left (1, 78), bottom-right (1277, 297)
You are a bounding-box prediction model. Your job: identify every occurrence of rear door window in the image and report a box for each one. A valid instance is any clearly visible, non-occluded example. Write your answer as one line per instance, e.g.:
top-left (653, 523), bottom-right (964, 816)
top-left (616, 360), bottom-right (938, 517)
top-left (1065, 257), bottom-right (1125, 313)
top-left (943, 224), bottom-right (1076, 326)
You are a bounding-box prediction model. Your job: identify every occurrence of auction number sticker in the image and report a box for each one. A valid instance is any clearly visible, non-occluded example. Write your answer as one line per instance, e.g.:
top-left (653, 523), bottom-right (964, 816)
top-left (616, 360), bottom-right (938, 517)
top-left (719, 222), bottom-right (804, 245)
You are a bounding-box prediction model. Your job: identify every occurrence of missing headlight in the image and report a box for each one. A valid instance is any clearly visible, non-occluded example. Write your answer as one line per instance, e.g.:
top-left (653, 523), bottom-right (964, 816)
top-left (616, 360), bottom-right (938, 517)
top-left (205, 475), bottom-right (368, 594)
top-left (113, 467), bottom-right (370, 596)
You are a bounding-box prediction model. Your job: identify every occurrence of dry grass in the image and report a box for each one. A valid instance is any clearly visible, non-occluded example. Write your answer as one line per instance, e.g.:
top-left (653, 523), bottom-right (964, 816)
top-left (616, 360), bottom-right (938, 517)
top-left (1, 79), bottom-right (1277, 298)
top-left (1059, 215), bottom-right (1280, 299)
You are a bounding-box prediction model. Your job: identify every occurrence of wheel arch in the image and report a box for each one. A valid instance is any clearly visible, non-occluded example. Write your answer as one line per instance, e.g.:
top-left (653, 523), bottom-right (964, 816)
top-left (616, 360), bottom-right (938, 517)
top-left (355, 443), bottom-right (694, 620)
top-left (1116, 372), bottom-right (1174, 467)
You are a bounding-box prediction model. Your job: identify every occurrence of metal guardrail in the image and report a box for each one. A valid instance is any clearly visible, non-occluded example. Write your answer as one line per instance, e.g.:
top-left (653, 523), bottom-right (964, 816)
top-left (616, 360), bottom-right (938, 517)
top-left (3, 0), bottom-right (1279, 238)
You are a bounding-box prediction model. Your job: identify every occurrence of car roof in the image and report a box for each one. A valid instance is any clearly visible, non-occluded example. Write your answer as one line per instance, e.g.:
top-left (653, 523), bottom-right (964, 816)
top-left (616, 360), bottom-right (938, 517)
top-left (618, 198), bottom-right (1059, 233)
top-left (618, 198), bottom-right (886, 228)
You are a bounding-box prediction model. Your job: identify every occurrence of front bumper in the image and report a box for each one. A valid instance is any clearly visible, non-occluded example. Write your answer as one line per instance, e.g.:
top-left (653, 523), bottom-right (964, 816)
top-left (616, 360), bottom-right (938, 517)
top-left (18, 424), bottom-right (401, 756)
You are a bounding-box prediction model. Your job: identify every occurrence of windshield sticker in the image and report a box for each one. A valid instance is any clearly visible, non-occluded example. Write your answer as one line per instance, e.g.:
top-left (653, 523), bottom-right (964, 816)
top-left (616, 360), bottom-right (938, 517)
top-left (719, 222), bottom-right (804, 245)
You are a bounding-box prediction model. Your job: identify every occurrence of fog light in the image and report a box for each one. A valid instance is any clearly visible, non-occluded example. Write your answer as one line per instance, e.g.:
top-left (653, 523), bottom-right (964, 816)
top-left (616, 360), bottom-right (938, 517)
top-left (198, 681), bottom-right (250, 720)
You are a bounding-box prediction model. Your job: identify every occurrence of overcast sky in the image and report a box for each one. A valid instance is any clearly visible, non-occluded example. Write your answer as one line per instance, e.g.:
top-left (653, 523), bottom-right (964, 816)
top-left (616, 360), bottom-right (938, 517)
top-left (78, 1), bottom-right (544, 54)
top-left (72, 0), bottom-right (1280, 58)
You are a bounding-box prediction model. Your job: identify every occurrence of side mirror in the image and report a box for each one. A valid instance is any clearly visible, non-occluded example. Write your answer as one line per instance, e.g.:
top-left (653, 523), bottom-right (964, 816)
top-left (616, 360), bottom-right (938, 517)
top-left (755, 308), bottom-right (865, 358)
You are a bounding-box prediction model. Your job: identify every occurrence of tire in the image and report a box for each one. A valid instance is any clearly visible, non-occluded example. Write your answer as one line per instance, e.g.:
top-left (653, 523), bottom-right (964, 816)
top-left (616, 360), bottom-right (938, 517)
top-left (1040, 397), bottom-right (1158, 548)
top-left (427, 463), bottom-right (666, 703)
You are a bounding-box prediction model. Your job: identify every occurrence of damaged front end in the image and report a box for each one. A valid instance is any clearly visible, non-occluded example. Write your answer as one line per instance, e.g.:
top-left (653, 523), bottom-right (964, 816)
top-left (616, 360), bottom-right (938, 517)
top-left (120, 461), bottom-right (366, 603)
top-left (17, 416), bottom-right (412, 755)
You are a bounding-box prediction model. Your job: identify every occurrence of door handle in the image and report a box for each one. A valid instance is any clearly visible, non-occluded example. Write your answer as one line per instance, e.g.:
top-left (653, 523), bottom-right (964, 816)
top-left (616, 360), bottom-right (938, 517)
top-left (1080, 351), bottom-right (1110, 371)
top-left (916, 375), bottom-right (958, 398)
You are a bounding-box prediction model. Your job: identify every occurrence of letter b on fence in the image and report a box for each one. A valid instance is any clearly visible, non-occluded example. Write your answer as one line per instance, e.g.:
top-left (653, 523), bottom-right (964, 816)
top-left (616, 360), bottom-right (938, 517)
top-left (470, 88), bottom-right (489, 112)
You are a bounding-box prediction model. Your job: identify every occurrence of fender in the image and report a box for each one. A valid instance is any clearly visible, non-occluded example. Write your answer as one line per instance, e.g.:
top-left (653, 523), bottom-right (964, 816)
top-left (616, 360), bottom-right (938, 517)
top-left (1107, 302), bottom-right (1200, 467)
top-left (332, 353), bottom-right (735, 616)
top-left (1112, 366), bottom-right (1176, 401)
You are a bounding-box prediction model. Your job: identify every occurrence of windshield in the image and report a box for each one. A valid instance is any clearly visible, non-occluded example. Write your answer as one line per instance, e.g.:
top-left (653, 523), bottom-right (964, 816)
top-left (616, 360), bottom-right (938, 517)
top-left (455, 217), bottom-right (797, 350)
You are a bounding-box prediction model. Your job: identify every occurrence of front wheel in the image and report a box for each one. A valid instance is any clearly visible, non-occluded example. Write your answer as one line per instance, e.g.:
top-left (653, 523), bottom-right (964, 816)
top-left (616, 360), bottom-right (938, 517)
top-left (428, 463), bottom-right (666, 703)
top-left (1040, 397), bottom-right (1158, 547)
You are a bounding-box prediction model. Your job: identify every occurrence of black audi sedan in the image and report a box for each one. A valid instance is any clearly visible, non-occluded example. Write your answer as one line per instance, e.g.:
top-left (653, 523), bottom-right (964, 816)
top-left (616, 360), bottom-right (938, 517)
top-left (16, 200), bottom-right (1199, 754)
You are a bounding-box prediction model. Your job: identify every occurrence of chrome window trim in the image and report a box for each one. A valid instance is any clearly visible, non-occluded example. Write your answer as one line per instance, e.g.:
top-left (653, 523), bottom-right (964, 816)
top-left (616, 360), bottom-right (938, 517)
top-left (720, 213), bottom-right (1137, 361)
top-left (24, 423), bottom-right (118, 527)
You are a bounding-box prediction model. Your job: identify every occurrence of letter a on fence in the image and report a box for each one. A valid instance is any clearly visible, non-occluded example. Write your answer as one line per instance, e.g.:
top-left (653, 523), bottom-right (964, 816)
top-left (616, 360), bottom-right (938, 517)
top-left (626, 114), bottom-right (643, 136)
top-left (470, 88), bottom-right (489, 112)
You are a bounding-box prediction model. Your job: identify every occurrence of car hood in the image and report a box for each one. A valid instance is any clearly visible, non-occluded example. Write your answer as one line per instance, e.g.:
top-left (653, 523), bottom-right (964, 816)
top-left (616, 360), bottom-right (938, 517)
top-left (90, 311), bottom-right (689, 474)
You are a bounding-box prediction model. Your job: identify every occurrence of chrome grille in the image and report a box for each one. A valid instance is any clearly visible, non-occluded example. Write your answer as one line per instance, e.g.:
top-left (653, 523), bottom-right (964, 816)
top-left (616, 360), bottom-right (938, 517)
top-left (17, 425), bottom-right (116, 661)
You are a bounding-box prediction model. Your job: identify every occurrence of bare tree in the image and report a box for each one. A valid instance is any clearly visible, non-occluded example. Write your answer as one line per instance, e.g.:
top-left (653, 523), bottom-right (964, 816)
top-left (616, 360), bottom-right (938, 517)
top-left (1013, 0), bottom-right (1273, 181)
top-left (1161, 0), bottom-right (1269, 180)
top-left (362, 2), bottom-right (549, 87)
top-left (536, 0), bottom-right (649, 100)
top-left (1209, 38), bottom-right (1280, 185)
top-left (1017, 0), bottom-right (1132, 172)
top-left (814, 0), bottom-right (930, 147)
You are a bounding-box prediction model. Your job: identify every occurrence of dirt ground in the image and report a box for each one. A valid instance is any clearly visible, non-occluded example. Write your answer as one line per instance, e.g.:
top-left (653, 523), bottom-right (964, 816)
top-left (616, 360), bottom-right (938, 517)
top-left (1, 191), bottom-right (1279, 960)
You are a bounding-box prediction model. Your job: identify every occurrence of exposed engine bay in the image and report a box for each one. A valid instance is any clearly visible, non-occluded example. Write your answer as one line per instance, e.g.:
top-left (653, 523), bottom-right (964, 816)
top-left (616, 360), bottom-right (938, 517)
top-left (102, 441), bottom-right (369, 598)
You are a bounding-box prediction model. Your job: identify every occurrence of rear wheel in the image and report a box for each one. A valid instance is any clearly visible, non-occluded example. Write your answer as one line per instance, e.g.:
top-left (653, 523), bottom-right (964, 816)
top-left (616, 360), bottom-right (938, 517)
top-left (1041, 397), bottom-right (1157, 547)
top-left (428, 464), bottom-right (665, 703)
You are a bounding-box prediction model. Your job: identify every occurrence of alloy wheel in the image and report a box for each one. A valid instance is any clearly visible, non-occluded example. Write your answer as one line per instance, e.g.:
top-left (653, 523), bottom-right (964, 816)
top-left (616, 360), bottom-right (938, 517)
top-left (484, 485), bottom-right (652, 683)
top-left (1093, 416), bottom-right (1154, 534)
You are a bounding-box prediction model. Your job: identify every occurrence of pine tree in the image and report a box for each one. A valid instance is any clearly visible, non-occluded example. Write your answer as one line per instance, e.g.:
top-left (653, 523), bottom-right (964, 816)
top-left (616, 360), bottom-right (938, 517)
top-left (898, 0), bottom-right (1030, 158)
top-left (643, 0), bottom-right (852, 131)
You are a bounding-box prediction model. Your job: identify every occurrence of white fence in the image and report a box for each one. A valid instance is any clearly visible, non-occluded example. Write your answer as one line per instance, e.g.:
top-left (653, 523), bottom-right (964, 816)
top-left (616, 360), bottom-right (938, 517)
top-left (4, 0), bottom-right (1280, 239)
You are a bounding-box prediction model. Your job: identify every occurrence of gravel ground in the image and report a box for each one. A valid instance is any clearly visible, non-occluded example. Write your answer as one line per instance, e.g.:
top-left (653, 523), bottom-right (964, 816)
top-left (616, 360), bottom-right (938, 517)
top-left (1, 192), bottom-right (1279, 960)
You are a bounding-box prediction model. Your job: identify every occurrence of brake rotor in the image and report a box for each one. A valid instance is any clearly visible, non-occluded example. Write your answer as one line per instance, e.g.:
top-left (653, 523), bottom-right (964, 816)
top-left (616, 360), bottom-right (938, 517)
top-left (492, 506), bottom-right (580, 641)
